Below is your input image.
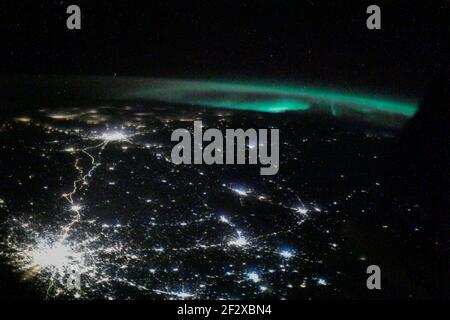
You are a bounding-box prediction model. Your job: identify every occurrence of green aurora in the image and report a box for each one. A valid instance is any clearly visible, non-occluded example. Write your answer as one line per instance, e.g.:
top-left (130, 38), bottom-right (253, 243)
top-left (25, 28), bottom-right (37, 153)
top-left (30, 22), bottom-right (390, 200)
top-left (128, 79), bottom-right (418, 117)
top-left (1, 76), bottom-right (419, 126)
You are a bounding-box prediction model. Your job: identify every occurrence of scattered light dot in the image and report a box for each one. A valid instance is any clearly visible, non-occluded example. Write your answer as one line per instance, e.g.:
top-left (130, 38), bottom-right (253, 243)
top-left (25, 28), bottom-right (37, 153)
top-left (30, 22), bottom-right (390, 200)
top-left (278, 248), bottom-right (296, 259)
top-left (228, 231), bottom-right (249, 247)
top-left (246, 271), bottom-right (260, 283)
top-left (232, 187), bottom-right (249, 197)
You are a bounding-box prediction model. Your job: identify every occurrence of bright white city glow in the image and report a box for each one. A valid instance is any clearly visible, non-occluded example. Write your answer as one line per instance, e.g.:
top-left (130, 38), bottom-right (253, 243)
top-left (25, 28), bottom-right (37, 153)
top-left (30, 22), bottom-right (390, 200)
top-left (25, 238), bottom-right (81, 274)
top-left (294, 206), bottom-right (308, 215)
top-left (232, 187), bottom-right (249, 197)
top-left (247, 271), bottom-right (261, 283)
top-left (228, 231), bottom-right (249, 247)
top-left (219, 215), bottom-right (230, 224)
top-left (278, 248), bottom-right (295, 259)
top-left (99, 131), bottom-right (129, 142)
top-left (70, 204), bottom-right (82, 212)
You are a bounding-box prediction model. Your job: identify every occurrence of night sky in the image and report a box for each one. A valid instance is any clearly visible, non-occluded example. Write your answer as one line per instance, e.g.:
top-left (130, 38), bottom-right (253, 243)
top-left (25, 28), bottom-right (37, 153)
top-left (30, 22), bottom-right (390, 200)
top-left (0, 1), bottom-right (448, 95)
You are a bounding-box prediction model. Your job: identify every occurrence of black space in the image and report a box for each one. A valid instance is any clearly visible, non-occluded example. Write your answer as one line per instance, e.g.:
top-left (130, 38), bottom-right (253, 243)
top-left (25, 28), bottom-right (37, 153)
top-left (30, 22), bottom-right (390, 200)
top-left (0, 1), bottom-right (448, 96)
